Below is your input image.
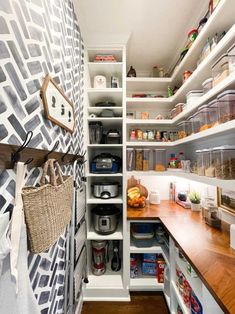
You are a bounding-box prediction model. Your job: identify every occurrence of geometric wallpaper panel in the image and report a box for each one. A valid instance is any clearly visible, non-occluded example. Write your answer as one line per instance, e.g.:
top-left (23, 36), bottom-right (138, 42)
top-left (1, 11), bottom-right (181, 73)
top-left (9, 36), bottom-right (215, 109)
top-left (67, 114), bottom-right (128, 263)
top-left (0, 0), bottom-right (84, 312)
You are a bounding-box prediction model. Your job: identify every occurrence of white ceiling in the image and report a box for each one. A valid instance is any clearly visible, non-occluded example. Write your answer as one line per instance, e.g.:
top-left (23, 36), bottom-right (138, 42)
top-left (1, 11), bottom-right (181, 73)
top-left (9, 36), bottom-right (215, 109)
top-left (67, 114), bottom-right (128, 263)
top-left (74, 0), bottom-right (208, 75)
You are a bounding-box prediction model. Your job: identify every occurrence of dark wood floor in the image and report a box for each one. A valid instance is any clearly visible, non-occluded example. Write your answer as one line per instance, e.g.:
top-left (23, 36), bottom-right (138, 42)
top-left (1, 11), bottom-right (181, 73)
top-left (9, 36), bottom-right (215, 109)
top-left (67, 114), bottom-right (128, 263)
top-left (81, 292), bottom-right (170, 314)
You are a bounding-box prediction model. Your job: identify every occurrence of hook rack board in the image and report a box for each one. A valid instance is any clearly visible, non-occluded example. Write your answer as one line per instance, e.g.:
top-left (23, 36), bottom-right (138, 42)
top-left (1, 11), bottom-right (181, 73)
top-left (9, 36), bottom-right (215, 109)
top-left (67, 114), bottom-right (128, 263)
top-left (0, 142), bottom-right (79, 169)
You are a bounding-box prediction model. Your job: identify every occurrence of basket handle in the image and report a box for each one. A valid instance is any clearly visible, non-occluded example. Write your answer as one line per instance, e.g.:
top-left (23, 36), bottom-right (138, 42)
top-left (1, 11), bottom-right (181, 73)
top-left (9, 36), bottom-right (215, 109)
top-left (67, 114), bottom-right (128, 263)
top-left (41, 159), bottom-right (64, 186)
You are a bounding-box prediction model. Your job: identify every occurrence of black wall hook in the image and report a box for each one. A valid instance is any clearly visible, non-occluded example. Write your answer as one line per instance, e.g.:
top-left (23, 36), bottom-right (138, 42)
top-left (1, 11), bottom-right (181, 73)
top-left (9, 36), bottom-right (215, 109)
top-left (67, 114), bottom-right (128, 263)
top-left (72, 151), bottom-right (86, 165)
top-left (61, 147), bottom-right (71, 163)
top-left (44, 140), bottom-right (59, 163)
top-left (11, 131), bottom-right (33, 164)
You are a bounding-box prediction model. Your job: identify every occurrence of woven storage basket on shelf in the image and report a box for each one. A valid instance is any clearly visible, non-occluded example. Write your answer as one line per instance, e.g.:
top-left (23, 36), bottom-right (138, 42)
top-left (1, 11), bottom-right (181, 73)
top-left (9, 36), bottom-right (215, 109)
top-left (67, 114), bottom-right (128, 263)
top-left (22, 159), bottom-right (73, 253)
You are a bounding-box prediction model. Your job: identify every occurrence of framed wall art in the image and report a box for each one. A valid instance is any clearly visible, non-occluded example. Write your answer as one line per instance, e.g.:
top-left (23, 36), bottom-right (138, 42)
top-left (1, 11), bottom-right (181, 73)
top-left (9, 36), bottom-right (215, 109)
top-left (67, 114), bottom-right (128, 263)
top-left (41, 75), bottom-right (75, 133)
top-left (217, 188), bottom-right (235, 215)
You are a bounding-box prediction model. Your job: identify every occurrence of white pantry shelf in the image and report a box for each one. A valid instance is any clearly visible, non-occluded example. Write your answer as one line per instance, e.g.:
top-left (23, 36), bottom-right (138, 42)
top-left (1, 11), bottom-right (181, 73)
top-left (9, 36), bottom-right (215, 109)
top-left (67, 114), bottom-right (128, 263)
top-left (87, 144), bottom-right (123, 148)
top-left (126, 119), bottom-right (172, 125)
top-left (87, 88), bottom-right (123, 103)
top-left (126, 77), bottom-right (171, 92)
top-left (87, 223), bottom-right (123, 240)
top-left (87, 197), bottom-right (123, 204)
top-left (130, 243), bottom-right (162, 254)
top-left (130, 277), bottom-right (163, 291)
top-left (126, 170), bottom-right (235, 190)
top-left (86, 173), bottom-right (123, 177)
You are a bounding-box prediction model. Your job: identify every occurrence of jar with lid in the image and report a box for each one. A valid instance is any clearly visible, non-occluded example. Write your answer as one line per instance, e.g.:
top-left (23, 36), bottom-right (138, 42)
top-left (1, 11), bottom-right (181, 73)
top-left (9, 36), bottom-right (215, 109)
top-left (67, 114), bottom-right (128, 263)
top-left (217, 90), bottom-right (235, 124)
top-left (213, 145), bottom-right (235, 180)
top-left (228, 43), bottom-right (235, 73)
top-left (196, 149), bottom-right (206, 176)
top-left (203, 197), bottom-right (221, 229)
top-left (135, 149), bottom-right (143, 171)
top-left (170, 108), bottom-right (177, 119)
top-left (204, 149), bottom-right (215, 177)
top-left (136, 129), bottom-right (143, 141)
top-left (153, 149), bottom-right (166, 171)
top-left (147, 130), bottom-right (155, 141)
top-left (175, 103), bottom-right (184, 116)
top-left (158, 68), bottom-right (164, 77)
top-left (183, 70), bottom-right (192, 83)
top-left (143, 149), bottom-right (150, 171)
top-left (130, 129), bottom-right (136, 141)
top-left (198, 105), bottom-right (212, 132)
top-left (208, 99), bottom-right (219, 127)
top-left (127, 148), bottom-right (135, 171)
top-left (202, 78), bottom-right (213, 94)
top-left (177, 121), bottom-right (190, 138)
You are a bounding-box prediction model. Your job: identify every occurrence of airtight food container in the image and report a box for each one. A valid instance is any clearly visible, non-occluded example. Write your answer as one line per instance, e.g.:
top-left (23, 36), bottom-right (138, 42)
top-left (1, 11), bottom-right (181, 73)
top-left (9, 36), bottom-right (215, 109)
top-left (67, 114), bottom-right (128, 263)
top-left (202, 78), bottom-right (213, 94)
top-left (228, 43), bottom-right (235, 73)
top-left (186, 90), bottom-right (203, 109)
top-left (212, 54), bottom-right (229, 87)
top-left (217, 90), bottom-right (235, 124)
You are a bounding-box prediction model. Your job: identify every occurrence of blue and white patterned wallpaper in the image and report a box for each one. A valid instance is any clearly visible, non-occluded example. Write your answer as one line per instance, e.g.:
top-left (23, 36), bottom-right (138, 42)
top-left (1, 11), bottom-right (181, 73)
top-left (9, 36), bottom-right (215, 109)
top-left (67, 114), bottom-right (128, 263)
top-left (0, 0), bottom-right (84, 312)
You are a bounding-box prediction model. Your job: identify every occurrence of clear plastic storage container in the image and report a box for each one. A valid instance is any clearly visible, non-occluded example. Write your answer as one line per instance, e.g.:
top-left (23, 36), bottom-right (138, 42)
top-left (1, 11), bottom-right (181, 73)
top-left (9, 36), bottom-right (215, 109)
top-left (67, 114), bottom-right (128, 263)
top-left (175, 103), bottom-right (185, 116)
top-left (186, 115), bottom-right (194, 135)
top-left (213, 145), bottom-right (235, 180)
top-left (191, 111), bottom-right (201, 133)
top-left (135, 149), bottom-right (143, 171)
top-left (202, 78), bottom-right (213, 94)
top-left (228, 43), bottom-right (235, 73)
top-left (208, 99), bottom-right (219, 127)
top-left (212, 54), bottom-right (229, 87)
top-left (177, 121), bottom-right (190, 138)
top-left (196, 149), bottom-right (206, 176)
top-left (153, 149), bottom-right (166, 171)
top-left (142, 149), bottom-right (150, 171)
top-left (204, 149), bottom-right (215, 177)
top-left (127, 148), bottom-right (135, 171)
top-left (186, 90), bottom-right (203, 109)
top-left (198, 105), bottom-right (212, 132)
top-left (217, 90), bottom-right (235, 124)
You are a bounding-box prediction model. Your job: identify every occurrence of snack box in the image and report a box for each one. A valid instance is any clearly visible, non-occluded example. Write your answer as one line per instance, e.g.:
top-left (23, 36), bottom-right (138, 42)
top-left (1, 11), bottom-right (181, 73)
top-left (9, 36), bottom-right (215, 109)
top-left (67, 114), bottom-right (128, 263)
top-left (142, 262), bottom-right (156, 276)
top-left (157, 259), bottom-right (165, 283)
top-left (191, 291), bottom-right (203, 314)
top-left (143, 253), bottom-right (156, 263)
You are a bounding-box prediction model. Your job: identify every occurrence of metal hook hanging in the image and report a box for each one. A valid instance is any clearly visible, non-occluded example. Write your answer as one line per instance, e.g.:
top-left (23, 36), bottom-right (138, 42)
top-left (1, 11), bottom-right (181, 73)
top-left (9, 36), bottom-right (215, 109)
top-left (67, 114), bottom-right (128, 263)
top-left (44, 140), bottom-right (59, 163)
top-left (72, 150), bottom-right (87, 165)
top-left (11, 131), bottom-right (34, 164)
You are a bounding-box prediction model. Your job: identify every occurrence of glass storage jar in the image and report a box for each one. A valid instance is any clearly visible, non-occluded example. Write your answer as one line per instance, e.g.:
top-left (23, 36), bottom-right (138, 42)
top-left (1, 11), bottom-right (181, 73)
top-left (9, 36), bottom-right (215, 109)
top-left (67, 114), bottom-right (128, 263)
top-left (170, 108), bottom-right (177, 119)
top-left (217, 90), bottom-right (235, 124)
top-left (153, 149), bottom-right (166, 171)
top-left (212, 54), bottom-right (229, 87)
top-left (213, 145), bottom-right (235, 180)
top-left (175, 103), bottom-right (185, 116)
top-left (204, 149), bottom-right (215, 177)
top-left (135, 149), bottom-right (143, 171)
top-left (196, 149), bottom-right (206, 176)
top-left (208, 99), bottom-right (219, 127)
top-left (143, 149), bottom-right (150, 171)
top-left (127, 148), bottom-right (135, 171)
top-left (198, 105), bottom-right (212, 132)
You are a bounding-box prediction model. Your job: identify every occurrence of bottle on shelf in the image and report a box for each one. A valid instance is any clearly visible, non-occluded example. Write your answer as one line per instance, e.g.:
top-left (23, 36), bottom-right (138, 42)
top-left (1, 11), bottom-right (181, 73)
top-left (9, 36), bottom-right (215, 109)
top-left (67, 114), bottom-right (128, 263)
top-left (127, 66), bottom-right (136, 77)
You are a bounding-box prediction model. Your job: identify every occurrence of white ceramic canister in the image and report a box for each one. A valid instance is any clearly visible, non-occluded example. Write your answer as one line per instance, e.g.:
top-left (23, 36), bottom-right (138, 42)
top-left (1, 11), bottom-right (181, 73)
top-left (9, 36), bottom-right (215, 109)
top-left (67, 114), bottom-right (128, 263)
top-left (149, 191), bottom-right (161, 205)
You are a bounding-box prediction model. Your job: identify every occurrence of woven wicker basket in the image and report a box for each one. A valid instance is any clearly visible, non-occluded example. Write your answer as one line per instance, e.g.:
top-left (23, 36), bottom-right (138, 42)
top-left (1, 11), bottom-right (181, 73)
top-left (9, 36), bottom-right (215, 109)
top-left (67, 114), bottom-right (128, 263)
top-left (22, 159), bottom-right (73, 253)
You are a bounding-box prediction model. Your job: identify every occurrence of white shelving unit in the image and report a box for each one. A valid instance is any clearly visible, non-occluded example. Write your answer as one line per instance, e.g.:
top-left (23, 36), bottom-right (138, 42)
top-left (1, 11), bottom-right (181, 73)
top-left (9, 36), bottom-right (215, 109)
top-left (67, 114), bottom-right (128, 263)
top-left (83, 45), bottom-right (129, 302)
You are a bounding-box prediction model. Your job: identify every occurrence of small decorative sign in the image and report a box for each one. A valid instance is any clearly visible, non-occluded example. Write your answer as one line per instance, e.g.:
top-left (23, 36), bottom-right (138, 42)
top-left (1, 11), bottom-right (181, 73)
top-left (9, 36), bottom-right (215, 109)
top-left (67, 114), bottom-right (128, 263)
top-left (41, 75), bottom-right (75, 133)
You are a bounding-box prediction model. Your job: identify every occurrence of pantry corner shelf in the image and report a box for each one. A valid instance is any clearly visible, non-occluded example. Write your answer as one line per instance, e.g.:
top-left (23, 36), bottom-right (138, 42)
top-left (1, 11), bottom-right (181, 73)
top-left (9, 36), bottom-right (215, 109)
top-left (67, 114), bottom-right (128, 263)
top-left (126, 119), bottom-right (173, 125)
top-left (130, 242), bottom-right (162, 254)
top-left (87, 197), bottom-right (123, 204)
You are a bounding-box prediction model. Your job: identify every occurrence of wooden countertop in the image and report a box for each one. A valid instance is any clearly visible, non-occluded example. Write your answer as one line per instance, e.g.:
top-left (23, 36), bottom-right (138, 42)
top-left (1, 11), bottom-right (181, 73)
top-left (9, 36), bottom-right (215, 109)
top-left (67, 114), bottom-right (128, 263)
top-left (127, 201), bottom-right (235, 314)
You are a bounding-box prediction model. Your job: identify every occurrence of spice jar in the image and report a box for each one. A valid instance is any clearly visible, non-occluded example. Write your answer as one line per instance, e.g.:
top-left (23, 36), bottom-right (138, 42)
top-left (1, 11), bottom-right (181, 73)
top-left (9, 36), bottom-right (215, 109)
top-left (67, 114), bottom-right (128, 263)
top-left (136, 129), bottom-right (143, 141)
top-left (130, 129), bottom-right (136, 141)
top-left (196, 149), bottom-right (206, 176)
top-left (127, 148), bottom-right (135, 171)
top-left (214, 146), bottom-right (235, 180)
top-left (171, 108), bottom-right (177, 119)
top-left (135, 149), bottom-right (143, 171)
top-left (204, 149), bottom-right (215, 177)
top-left (217, 90), bottom-right (235, 124)
top-left (183, 70), bottom-right (192, 83)
top-left (147, 130), bottom-right (155, 141)
top-left (143, 149), bottom-right (150, 171)
top-left (155, 131), bottom-right (161, 141)
top-left (153, 149), bottom-right (166, 171)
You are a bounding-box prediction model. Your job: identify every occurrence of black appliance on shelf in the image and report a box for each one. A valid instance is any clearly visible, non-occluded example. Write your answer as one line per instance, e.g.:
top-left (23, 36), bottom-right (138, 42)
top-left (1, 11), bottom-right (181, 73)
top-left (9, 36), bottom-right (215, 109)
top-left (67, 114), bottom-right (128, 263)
top-left (91, 153), bottom-right (121, 173)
